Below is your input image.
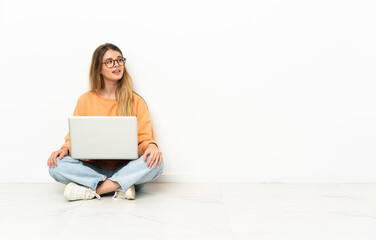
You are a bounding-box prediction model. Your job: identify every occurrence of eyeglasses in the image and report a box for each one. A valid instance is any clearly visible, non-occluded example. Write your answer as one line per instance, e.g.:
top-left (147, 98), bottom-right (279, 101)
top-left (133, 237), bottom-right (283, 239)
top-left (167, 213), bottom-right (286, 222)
top-left (102, 57), bottom-right (126, 68)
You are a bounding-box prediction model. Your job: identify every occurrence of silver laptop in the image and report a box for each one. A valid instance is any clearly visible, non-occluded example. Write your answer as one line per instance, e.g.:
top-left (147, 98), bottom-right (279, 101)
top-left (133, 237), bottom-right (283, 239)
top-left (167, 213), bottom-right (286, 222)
top-left (68, 116), bottom-right (138, 160)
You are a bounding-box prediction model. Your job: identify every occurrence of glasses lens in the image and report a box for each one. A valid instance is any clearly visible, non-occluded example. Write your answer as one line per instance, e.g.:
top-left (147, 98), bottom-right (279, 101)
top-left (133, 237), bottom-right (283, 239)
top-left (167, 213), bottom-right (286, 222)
top-left (118, 58), bottom-right (125, 66)
top-left (105, 60), bottom-right (114, 68)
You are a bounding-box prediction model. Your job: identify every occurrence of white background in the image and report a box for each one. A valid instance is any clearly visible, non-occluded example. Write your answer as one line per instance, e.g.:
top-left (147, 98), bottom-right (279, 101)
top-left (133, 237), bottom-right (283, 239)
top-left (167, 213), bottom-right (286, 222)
top-left (0, 0), bottom-right (375, 182)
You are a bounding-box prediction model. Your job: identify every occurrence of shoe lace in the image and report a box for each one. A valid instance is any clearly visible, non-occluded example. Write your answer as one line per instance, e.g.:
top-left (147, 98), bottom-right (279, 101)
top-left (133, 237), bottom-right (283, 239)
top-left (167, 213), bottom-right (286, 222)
top-left (112, 191), bottom-right (121, 199)
top-left (87, 188), bottom-right (101, 200)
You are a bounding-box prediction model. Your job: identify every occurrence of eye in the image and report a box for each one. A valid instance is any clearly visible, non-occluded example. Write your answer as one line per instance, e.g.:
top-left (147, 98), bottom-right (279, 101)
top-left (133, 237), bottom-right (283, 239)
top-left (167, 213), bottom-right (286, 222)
top-left (106, 60), bottom-right (113, 65)
top-left (118, 58), bottom-right (123, 63)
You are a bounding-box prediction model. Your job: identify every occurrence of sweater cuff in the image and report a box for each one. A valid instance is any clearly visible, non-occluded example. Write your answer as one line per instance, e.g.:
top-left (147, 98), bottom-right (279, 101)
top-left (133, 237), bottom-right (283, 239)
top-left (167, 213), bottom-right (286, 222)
top-left (149, 142), bottom-right (159, 148)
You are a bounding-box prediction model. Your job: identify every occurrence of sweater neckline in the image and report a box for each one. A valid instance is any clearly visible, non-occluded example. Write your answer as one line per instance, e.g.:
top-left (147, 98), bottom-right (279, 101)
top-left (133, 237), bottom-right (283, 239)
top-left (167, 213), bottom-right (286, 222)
top-left (93, 91), bottom-right (117, 102)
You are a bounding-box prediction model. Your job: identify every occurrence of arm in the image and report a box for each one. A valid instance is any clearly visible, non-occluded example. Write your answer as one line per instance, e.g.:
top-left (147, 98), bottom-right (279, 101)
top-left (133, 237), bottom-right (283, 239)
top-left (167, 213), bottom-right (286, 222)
top-left (137, 97), bottom-right (158, 154)
top-left (136, 97), bottom-right (162, 168)
top-left (48, 100), bottom-right (80, 168)
top-left (60, 98), bottom-right (81, 156)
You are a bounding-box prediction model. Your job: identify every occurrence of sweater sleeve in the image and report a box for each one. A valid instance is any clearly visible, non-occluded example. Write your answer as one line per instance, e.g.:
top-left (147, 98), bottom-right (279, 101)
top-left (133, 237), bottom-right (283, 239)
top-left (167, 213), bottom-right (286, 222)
top-left (136, 97), bottom-right (158, 157)
top-left (61, 99), bottom-right (80, 155)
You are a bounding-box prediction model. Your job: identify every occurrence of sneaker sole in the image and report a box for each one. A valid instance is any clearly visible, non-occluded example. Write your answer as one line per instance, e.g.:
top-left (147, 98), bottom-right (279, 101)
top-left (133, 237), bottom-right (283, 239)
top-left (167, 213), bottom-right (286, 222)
top-left (64, 182), bottom-right (76, 200)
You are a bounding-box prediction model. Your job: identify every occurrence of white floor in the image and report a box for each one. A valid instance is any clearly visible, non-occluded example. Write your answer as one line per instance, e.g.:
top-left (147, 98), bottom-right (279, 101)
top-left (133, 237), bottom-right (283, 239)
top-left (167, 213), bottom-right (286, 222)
top-left (0, 183), bottom-right (376, 240)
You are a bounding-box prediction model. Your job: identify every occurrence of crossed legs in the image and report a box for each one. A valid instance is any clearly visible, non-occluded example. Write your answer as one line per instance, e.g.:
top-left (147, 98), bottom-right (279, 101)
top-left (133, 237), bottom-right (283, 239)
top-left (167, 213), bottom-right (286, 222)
top-left (96, 179), bottom-right (120, 195)
top-left (49, 155), bottom-right (164, 196)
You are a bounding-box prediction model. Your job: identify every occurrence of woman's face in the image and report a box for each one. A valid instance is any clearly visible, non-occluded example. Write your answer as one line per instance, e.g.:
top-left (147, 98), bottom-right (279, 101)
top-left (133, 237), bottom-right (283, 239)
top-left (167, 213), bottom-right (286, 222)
top-left (100, 49), bottom-right (124, 82)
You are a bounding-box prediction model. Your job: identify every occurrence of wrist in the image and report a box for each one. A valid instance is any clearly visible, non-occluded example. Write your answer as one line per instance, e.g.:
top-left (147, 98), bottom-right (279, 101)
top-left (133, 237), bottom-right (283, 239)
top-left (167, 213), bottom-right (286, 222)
top-left (61, 147), bottom-right (69, 154)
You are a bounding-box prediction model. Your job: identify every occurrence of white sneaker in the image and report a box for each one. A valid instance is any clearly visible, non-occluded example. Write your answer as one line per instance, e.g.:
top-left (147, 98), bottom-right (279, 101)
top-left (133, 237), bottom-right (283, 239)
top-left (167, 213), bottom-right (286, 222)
top-left (64, 182), bottom-right (101, 201)
top-left (112, 185), bottom-right (136, 200)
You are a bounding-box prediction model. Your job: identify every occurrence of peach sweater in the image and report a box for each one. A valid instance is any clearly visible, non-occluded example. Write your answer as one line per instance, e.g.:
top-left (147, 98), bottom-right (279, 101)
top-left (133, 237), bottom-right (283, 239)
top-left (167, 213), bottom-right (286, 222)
top-left (61, 91), bottom-right (158, 170)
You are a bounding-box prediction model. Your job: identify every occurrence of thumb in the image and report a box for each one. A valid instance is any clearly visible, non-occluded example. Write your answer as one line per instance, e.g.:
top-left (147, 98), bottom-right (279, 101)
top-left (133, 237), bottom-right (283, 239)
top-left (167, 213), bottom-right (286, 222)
top-left (58, 151), bottom-right (64, 159)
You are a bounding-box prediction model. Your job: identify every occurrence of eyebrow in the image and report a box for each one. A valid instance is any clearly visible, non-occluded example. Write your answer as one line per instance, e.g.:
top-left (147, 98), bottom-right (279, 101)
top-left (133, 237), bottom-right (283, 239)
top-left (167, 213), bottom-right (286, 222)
top-left (104, 56), bottom-right (122, 61)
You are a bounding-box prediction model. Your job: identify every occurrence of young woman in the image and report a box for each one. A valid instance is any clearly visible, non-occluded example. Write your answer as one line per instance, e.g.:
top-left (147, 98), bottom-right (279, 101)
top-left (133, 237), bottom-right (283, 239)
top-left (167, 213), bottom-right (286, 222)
top-left (47, 43), bottom-right (163, 201)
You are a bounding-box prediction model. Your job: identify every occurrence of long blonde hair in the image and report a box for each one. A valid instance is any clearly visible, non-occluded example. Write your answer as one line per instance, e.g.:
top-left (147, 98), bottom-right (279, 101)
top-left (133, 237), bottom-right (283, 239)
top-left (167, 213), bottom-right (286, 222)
top-left (89, 43), bottom-right (134, 116)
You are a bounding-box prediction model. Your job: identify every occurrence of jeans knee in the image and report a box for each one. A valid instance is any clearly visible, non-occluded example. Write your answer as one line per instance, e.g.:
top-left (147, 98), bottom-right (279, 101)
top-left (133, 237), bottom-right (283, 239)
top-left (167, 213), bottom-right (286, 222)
top-left (150, 158), bottom-right (164, 179)
top-left (48, 157), bottom-right (64, 175)
top-left (157, 158), bottom-right (164, 172)
top-left (48, 159), bottom-right (64, 179)
top-left (48, 164), bottom-right (60, 181)
top-left (48, 156), bottom-right (79, 180)
top-left (158, 158), bottom-right (164, 173)
top-left (145, 156), bottom-right (163, 171)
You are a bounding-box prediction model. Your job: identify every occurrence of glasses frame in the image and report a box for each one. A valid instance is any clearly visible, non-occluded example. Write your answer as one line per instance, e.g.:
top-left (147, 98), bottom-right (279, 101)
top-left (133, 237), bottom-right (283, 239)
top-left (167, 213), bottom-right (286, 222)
top-left (102, 57), bottom-right (126, 68)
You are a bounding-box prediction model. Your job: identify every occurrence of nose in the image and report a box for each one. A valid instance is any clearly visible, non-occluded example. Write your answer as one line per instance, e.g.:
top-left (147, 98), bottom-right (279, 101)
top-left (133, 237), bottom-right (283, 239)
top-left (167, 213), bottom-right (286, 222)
top-left (114, 59), bottom-right (120, 67)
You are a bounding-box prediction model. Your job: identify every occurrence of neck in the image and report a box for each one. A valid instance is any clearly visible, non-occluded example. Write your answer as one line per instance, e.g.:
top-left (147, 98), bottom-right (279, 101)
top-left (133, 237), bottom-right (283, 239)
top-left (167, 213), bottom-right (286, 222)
top-left (100, 79), bottom-right (118, 99)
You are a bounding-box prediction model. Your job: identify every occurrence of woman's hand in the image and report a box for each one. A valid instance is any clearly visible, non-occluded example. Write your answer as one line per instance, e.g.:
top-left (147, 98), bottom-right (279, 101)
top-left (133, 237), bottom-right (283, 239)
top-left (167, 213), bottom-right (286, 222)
top-left (47, 148), bottom-right (68, 168)
top-left (143, 143), bottom-right (162, 168)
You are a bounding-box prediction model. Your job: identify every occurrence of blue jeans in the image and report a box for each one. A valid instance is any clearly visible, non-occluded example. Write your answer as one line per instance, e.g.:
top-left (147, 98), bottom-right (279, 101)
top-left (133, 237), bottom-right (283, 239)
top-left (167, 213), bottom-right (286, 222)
top-left (48, 155), bottom-right (164, 192)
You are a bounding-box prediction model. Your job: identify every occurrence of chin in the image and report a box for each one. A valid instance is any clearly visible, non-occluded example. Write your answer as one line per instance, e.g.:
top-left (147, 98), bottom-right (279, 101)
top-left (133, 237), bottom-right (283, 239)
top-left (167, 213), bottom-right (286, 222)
top-left (115, 75), bottom-right (124, 80)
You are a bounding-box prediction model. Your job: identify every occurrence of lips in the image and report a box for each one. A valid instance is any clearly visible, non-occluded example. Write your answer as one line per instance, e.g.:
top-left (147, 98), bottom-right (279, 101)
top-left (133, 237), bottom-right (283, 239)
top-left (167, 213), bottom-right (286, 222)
top-left (112, 69), bottom-right (121, 73)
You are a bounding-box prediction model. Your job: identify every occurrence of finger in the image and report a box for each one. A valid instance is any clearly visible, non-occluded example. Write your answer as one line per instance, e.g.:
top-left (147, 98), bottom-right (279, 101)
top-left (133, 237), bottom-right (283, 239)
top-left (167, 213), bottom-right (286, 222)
top-left (157, 155), bottom-right (162, 166)
top-left (48, 156), bottom-right (53, 166)
top-left (147, 154), bottom-right (155, 168)
top-left (54, 155), bottom-right (59, 168)
top-left (153, 155), bottom-right (160, 168)
top-left (146, 152), bottom-right (153, 165)
top-left (143, 150), bottom-right (150, 161)
top-left (54, 153), bottom-right (59, 167)
top-left (149, 160), bottom-right (156, 169)
top-left (52, 153), bottom-right (58, 167)
top-left (157, 154), bottom-right (162, 165)
top-left (153, 159), bottom-right (158, 168)
top-left (151, 157), bottom-right (158, 168)
top-left (149, 154), bottom-right (157, 168)
top-left (48, 154), bottom-right (54, 167)
top-left (49, 152), bottom-right (57, 168)
top-left (146, 157), bottom-right (152, 168)
top-left (58, 152), bottom-right (63, 160)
